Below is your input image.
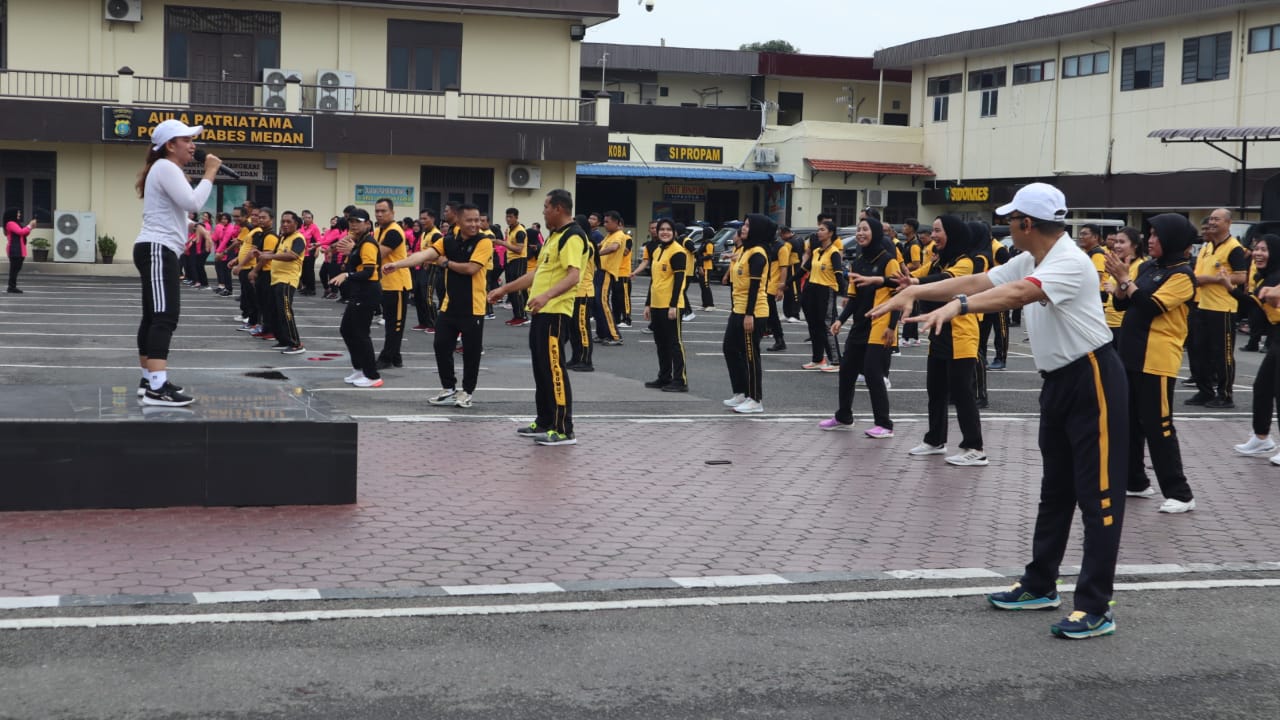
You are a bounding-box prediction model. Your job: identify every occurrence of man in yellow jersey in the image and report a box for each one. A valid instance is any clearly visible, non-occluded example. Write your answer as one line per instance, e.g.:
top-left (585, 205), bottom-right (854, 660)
top-left (723, 214), bottom-right (776, 414)
top-left (495, 207), bottom-right (530, 327)
top-left (489, 189), bottom-right (587, 446)
top-left (777, 226), bottom-right (801, 323)
top-left (568, 215), bottom-right (598, 371)
top-left (414, 209), bottom-right (444, 333)
top-left (228, 206), bottom-right (258, 331)
top-left (373, 198), bottom-right (411, 370)
top-left (1188, 208), bottom-right (1249, 408)
top-left (593, 211), bottom-right (626, 345)
top-left (766, 229), bottom-right (788, 352)
top-left (386, 203), bottom-right (493, 409)
top-left (247, 207), bottom-right (280, 342)
top-left (613, 223), bottom-right (635, 327)
top-left (257, 210), bottom-right (308, 354)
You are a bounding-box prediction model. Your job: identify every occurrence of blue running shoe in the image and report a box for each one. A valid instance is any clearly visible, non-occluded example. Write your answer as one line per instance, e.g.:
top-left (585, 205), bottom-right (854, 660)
top-left (1051, 610), bottom-right (1115, 639)
top-left (987, 583), bottom-right (1062, 610)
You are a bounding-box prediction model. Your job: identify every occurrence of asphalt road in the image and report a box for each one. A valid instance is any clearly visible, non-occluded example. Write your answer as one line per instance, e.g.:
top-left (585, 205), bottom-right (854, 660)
top-left (1, 578), bottom-right (1277, 719)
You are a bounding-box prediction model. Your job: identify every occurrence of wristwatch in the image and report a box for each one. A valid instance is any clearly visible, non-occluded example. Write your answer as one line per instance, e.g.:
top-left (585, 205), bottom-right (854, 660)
top-left (1119, 281), bottom-right (1131, 292)
top-left (953, 294), bottom-right (969, 315)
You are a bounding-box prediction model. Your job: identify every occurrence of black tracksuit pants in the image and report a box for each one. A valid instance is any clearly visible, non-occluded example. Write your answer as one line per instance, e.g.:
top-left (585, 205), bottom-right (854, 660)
top-left (505, 258), bottom-right (528, 321)
top-left (379, 289), bottom-right (410, 366)
top-left (238, 269), bottom-right (258, 324)
top-left (1126, 371), bottom-right (1193, 502)
top-left (836, 342), bottom-right (892, 428)
top-left (924, 354), bottom-right (983, 451)
top-left (134, 243), bottom-right (181, 361)
top-left (255, 271), bottom-right (275, 336)
top-left (802, 284), bottom-right (839, 363)
top-left (273, 283), bottom-right (300, 348)
top-left (650, 310), bottom-right (686, 386)
top-left (1021, 347), bottom-right (1128, 616)
top-left (591, 271), bottom-right (618, 340)
top-left (434, 313), bottom-right (484, 394)
top-left (530, 312), bottom-right (573, 435)
top-left (569, 296), bottom-right (593, 366)
top-left (782, 273), bottom-right (800, 319)
top-left (1190, 308), bottom-right (1236, 400)
top-left (301, 255), bottom-right (317, 294)
top-left (1254, 348), bottom-right (1280, 435)
top-left (6, 255), bottom-right (23, 290)
top-left (723, 313), bottom-right (766, 401)
top-left (767, 296), bottom-right (785, 344)
top-left (340, 285), bottom-right (382, 380)
top-left (613, 276), bottom-right (632, 324)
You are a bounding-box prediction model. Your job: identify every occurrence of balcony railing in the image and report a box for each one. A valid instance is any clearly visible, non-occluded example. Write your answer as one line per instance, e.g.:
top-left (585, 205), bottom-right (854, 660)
top-left (0, 69), bottom-right (117, 103)
top-left (0, 69), bottom-right (602, 126)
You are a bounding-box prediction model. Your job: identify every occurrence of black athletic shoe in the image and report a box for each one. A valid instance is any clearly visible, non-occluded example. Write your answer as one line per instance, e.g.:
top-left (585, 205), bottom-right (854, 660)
top-left (766, 343), bottom-right (787, 352)
top-left (1206, 397), bottom-right (1235, 409)
top-left (569, 363), bottom-right (595, 372)
top-left (644, 378), bottom-right (671, 389)
top-left (142, 381), bottom-right (195, 407)
top-left (137, 378), bottom-right (184, 398)
top-left (6, 287), bottom-right (22, 294)
top-left (661, 383), bottom-right (689, 392)
top-left (375, 359), bottom-right (403, 370)
top-left (1185, 392), bottom-right (1212, 406)
top-left (270, 343), bottom-right (292, 350)
top-left (516, 422), bottom-right (549, 438)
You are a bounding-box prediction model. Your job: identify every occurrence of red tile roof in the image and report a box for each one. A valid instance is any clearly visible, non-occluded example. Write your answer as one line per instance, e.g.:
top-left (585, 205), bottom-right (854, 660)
top-left (805, 159), bottom-right (935, 177)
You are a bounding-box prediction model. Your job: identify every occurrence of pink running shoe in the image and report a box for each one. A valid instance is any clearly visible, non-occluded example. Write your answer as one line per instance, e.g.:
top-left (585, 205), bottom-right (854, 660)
top-left (864, 426), bottom-right (894, 439)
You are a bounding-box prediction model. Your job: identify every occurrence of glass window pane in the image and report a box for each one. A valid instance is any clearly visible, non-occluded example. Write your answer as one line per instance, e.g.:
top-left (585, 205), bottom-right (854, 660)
top-left (1273, 26), bottom-right (1280, 50)
top-left (1044, 60), bottom-right (1055, 80)
top-left (1029, 65), bottom-right (1042, 82)
top-left (439, 48), bottom-right (460, 90)
top-left (388, 46), bottom-right (409, 89)
top-left (31, 179), bottom-right (53, 224)
top-left (1064, 56), bottom-right (1078, 77)
top-left (1096, 52), bottom-right (1110, 73)
top-left (414, 47), bottom-right (434, 91)
top-left (167, 32), bottom-right (188, 78)
top-left (1251, 27), bottom-right (1270, 53)
top-left (1198, 36), bottom-right (1216, 80)
top-left (256, 38), bottom-right (279, 75)
top-left (1080, 54), bottom-right (1093, 75)
top-left (1136, 45), bottom-right (1151, 71)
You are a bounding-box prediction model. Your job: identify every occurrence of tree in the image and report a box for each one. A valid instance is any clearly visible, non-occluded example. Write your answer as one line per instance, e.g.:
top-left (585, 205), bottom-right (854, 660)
top-left (739, 40), bottom-right (800, 53)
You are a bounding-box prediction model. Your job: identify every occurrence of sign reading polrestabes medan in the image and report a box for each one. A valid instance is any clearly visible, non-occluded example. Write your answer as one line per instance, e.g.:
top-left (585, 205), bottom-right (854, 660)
top-left (656, 143), bottom-right (723, 164)
top-left (607, 142), bottom-right (631, 161)
top-left (102, 107), bottom-right (314, 149)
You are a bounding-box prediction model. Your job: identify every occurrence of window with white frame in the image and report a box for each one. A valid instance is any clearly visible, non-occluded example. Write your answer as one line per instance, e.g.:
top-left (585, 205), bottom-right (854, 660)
top-left (1182, 32), bottom-right (1231, 83)
top-left (1121, 43), bottom-right (1164, 90)
top-left (1063, 51), bottom-right (1110, 78)
top-left (1012, 60), bottom-right (1055, 85)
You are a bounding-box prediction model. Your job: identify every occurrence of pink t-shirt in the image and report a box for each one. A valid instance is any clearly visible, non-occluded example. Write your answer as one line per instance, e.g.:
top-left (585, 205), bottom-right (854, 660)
top-left (5, 221), bottom-right (32, 258)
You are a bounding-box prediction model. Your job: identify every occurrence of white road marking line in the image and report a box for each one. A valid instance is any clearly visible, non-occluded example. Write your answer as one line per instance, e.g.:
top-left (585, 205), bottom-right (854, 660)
top-left (442, 583), bottom-right (564, 596)
top-left (5, 578), bottom-right (1279, 631)
top-left (886, 568), bottom-right (1005, 580)
top-left (312, 387), bottom-right (534, 393)
top-left (673, 574), bottom-right (790, 588)
top-left (0, 596), bottom-right (61, 610)
top-left (193, 589), bottom-right (322, 604)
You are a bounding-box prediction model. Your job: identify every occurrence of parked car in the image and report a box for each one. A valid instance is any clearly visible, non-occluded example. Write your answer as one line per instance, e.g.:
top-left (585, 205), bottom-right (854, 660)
top-left (711, 222), bottom-right (743, 275)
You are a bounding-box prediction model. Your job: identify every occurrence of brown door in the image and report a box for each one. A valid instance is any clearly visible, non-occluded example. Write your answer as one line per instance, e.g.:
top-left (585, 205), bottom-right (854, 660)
top-left (189, 32), bottom-right (254, 107)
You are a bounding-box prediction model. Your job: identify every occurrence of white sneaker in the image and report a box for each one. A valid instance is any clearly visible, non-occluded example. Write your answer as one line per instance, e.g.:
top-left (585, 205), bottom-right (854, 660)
top-left (732, 399), bottom-right (764, 414)
top-left (1158, 498), bottom-right (1196, 513)
top-left (454, 390), bottom-right (473, 408)
top-left (857, 374), bottom-right (866, 383)
top-left (1234, 436), bottom-right (1277, 456)
top-left (682, 312), bottom-right (697, 321)
top-left (723, 393), bottom-right (747, 407)
top-left (428, 388), bottom-right (458, 406)
top-left (908, 442), bottom-right (947, 456)
top-left (1272, 452), bottom-right (1280, 466)
top-left (234, 315), bottom-right (248, 323)
top-left (343, 370), bottom-right (364, 384)
top-left (377, 317), bottom-right (386, 326)
top-left (1126, 487), bottom-right (1156, 498)
top-left (884, 377), bottom-right (892, 390)
top-left (352, 375), bottom-right (384, 388)
top-left (945, 449), bottom-right (989, 466)
top-left (786, 316), bottom-right (801, 324)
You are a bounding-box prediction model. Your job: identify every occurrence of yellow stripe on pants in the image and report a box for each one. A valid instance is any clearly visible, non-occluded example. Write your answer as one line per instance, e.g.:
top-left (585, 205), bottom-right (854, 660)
top-left (1087, 352), bottom-right (1113, 526)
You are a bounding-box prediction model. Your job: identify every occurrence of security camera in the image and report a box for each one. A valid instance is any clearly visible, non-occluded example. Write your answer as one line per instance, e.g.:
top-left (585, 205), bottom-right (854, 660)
top-left (641, 0), bottom-right (655, 11)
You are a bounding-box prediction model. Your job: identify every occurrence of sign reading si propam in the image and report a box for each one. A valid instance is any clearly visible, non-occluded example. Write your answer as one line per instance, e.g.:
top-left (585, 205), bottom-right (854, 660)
top-left (655, 144), bottom-right (723, 164)
top-left (103, 107), bottom-right (314, 149)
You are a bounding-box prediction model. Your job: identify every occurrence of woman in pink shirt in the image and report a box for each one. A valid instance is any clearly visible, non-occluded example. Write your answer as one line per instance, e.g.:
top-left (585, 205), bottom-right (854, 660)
top-left (5, 207), bottom-right (37, 294)
top-left (211, 212), bottom-right (234, 296)
top-left (320, 216), bottom-right (347, 299)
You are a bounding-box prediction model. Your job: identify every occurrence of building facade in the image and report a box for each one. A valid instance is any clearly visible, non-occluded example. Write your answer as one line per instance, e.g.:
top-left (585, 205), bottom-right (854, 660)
top-left (0, 0), bottom-right (615, 257)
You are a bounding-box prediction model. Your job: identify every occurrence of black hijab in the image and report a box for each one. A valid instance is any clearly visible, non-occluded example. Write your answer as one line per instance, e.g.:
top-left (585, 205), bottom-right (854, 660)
top-left (744, 213), bottom-right (777, 250)
top-left (1147, 214), bottom-right (1196, 268)
top-left (936, 214), bottom-right (972, 264)
top-left (1254, 233), bottom-right (1280, 286)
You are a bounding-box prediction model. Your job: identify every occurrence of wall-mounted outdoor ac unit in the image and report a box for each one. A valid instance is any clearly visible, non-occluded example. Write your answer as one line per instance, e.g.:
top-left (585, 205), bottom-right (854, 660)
top-left (754, 147), bottom-right (778, 166)
top-left (316, 70), bottom-right (356, 112)
top-left (865, 189), bottom-right (888, 208)
top-left (105, 0), bottom-right (142, 22)
top-left (53, 211), bottom-right (97, 263)
top-left (262, 68), bottom-right (300, 111)
top-left (507, 165), bottom-right (542, 190)
top-left (857, 116), bottom-right (878, 125)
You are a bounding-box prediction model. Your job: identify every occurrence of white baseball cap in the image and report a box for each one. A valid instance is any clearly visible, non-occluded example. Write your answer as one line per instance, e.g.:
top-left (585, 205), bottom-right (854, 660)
top-left (150, 119), bottom-right (204, 150)
top-left (995, 183), bottom-right (1068, 221)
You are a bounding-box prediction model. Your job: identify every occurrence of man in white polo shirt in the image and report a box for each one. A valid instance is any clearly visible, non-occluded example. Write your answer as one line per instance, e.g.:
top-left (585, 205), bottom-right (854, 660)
top-left (870, 183), bottom-right (1128, 640)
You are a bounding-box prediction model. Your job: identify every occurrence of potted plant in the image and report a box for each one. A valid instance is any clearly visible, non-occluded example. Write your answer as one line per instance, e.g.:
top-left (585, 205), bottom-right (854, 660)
top-left (30, 238), bottom-right (50, 262)
top-left (97, 235), bottom-right (117, 264)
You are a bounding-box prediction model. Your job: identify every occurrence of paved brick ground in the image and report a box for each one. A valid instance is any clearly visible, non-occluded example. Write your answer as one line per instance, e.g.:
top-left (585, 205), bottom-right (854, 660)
top-left (2, 417), bottom-right (1276, 599)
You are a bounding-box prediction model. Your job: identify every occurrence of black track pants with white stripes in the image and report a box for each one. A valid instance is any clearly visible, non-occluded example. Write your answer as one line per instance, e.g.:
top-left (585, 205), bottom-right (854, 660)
top-left (134, 242), bottom-right (181, 361)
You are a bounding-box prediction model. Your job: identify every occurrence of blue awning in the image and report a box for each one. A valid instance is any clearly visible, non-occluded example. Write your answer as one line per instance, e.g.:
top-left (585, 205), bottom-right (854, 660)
top-left (577, 163), bottom-right (794, 183)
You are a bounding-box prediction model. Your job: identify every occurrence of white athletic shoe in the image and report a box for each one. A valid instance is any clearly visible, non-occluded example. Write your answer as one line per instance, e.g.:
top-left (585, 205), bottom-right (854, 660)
top-left (1234, 436), bottom-right (1277, 456)
top-left (884, 377), bottom-right (892, 389)
top-left (343, 370), bottom-right (364, 384)
top-left (723, 393), bottom-right (747, 407)
top-left (1272, 452), bottom-right (1280, 467)
top-left (454, 390), bottom-right (473, 408)
top-left (945, 449), bottom-right (989, 467)
top-left (1158, 498), bottom-right (1196, 513)
top-left (1126, 487), bottom-right (1156, 498)
top-left (352, 375), bottom-right (383, 388)
top-left (732, 399), bottom-right (764, 414)
top-left (908, 442), bottom-right (947, 456)
top-left (428, 388), bottom-right (458, 406)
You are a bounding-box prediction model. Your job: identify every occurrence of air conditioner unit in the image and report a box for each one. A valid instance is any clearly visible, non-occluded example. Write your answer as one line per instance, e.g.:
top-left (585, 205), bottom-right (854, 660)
top-left (507, 165), bottom-right (542, 190)
top-left (53, 211), bottom-right (97, 263)
top-left (754, 147), bottom-right (778, 166)
top-left (262, 68), bottom-right (300, 112)
top-left (105, 0), bottom-right (142, 22)
top-left (857, 116), bottom-right (878, 125)
top-left (316, 69), bottom-right (356, 112)
top-left (865, 189), bottom-right (888, 208)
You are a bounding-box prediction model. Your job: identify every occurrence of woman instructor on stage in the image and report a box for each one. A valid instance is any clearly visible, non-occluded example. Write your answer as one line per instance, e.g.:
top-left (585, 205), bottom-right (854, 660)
top-left (133, 119), bottom-right (221, 407)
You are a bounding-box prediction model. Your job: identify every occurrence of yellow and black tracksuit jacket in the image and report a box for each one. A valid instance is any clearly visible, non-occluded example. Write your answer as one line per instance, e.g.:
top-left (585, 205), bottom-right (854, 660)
top-left (648, 241), bottom-right (691, 309)
top-left (731, 245), bottom-right (769, 318)
top-left (808, 243), bottom-right (842, 291)
top-left (430, 232), bottom-right (495, 317)
top-left (1104, 258), bottom-right (1145, 329)
top-left (506, 223), bottom-right (527, 261)
top-left (377, 223), bottom-right (411, 293)
top-left (618, 235), bottom-right (634, 278)
top-left (838, 248), bottom-right (902, 345)
top-left (913, 252), bottom-right (981, 359)
top-left (1194, 236), bottom-right (1249, 311)
top-left (1113, 259), bottom-right (1196, 378)
top-left (343, 235), bottom-right (383, 291)
top-left (271, 232), bottom-right (306, 288)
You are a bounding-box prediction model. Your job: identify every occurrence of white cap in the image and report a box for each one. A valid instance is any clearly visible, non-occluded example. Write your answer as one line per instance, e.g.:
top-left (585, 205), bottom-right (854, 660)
top-left (150, 119), bottom-right (204, 150)
top-left (995, 182), bottom-right (1068, 221)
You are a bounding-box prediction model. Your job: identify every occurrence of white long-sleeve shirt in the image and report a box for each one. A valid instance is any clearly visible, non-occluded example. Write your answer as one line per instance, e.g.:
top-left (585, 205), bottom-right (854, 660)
top-left (134, 158), bottom-right (213, 257)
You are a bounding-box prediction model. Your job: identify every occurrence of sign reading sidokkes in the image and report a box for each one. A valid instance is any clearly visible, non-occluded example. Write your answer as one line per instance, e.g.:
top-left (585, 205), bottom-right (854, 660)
top-left (102, 107), bottom-right (314, 149)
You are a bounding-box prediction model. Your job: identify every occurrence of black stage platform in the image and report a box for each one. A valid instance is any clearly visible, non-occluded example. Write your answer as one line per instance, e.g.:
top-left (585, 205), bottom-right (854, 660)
top-left (0, 383), bottom-right (357, 511)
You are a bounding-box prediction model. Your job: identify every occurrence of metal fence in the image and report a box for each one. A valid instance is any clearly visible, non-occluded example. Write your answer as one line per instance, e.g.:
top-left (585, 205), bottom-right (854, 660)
top-left (299, 84), bottom-right (445, 117)
top-left (460, 93), bottom-right (596, 125)
top-left (0, 70), bottom-right (116, 102)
